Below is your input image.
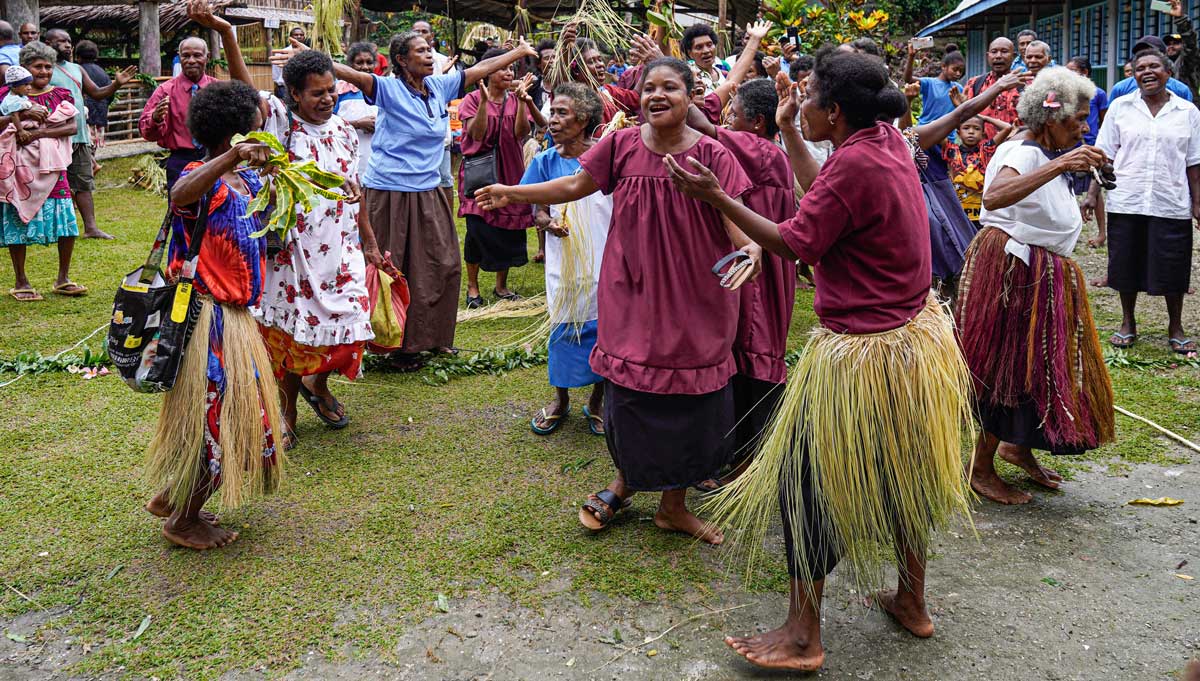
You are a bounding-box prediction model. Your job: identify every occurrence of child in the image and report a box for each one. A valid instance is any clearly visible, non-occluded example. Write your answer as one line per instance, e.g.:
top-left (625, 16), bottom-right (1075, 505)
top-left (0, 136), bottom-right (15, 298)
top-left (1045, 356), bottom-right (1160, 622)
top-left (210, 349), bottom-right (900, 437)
top-left (477, 58), bottom-right (756, 544)
top-left (942, 113), bottom-right (1012, 222)
top-left (1, 64), bottom-right (72, 176)
top-left (2, 66), bottom-right (49, 137)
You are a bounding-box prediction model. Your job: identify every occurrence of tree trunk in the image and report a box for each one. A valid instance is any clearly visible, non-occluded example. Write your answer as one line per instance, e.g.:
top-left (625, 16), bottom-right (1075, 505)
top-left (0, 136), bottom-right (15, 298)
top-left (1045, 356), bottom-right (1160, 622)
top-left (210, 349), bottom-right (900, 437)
top-left (138, 1), bottom-right (162, 77)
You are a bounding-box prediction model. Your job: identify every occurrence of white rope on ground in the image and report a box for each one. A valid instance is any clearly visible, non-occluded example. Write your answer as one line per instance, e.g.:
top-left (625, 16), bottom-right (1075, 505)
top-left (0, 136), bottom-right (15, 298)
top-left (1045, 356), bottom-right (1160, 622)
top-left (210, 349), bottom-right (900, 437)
top-left (0, 323), bottom-right (110, 391)
top-left (1115, 404), bottom-right (1200, 454)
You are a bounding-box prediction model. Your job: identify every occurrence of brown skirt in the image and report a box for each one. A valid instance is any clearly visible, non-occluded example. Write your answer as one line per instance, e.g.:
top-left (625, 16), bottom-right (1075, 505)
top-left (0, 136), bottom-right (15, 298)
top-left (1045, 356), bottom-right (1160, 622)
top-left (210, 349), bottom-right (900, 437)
top-left (365, 188), bottom-right (462, 353)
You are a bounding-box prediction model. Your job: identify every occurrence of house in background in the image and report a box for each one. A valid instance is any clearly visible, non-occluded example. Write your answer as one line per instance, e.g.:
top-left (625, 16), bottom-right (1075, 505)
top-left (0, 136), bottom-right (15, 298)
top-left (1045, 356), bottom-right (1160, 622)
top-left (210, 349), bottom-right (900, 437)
top-left (918, 0), bottom-right (1198, 89)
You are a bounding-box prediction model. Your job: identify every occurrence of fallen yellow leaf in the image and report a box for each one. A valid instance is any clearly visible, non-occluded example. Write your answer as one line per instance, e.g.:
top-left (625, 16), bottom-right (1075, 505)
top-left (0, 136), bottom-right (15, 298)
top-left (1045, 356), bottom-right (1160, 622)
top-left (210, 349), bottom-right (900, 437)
top-left (1127, 497), bottom-right (1184, 506)
top-left (1176, 574), bottom-right (1194, 580)
top-left (646, 649), bottom-right (658, 657)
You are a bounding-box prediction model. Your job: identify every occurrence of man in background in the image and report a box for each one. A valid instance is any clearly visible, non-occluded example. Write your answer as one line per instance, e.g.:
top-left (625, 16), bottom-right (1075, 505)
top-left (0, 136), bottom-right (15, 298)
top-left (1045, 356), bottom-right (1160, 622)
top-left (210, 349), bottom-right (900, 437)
top-left (18, 23), bottom-right (38, 46)
top-left (0, 22), bottom-right (19, 80)
top-left (139, 37), bottom-right (217, 190)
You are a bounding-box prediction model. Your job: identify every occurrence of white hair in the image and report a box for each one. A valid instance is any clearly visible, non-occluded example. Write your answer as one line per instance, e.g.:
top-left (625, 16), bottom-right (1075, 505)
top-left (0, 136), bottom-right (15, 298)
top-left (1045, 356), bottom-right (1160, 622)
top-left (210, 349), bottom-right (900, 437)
top-left (1016, 66), bottom-right (1096, 132)
top-left (1025, 40), bottom-right (1051, 55)
top-left (178, 36), bottom-right (209, 55)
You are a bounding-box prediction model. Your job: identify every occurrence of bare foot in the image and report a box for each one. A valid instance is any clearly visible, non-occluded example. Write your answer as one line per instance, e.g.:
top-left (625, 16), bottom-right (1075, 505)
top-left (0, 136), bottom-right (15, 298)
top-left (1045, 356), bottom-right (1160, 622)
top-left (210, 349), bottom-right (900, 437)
top-left (971, 467), bottom-right (1033, 505)
top-left (874, 589), bottom-right (934, 638)
top-left (83, 229), bottom-right (114, 240)
top-left (998, 444), bottom-right (1061, 490)
top-left (653, 507), bottom-right (724, 544)
top-left (1183, 659), bottom-right (1200, 681)
top-left (725, 626), bottom-right (824, 671)
top-left (145, 493), bottom-right (219, 524)
top-left (162, 516), bottom-right (238, 550)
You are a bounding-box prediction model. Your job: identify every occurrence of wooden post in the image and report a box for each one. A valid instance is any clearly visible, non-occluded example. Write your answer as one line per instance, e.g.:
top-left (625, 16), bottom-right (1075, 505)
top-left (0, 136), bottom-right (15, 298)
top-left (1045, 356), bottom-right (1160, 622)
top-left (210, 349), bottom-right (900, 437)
top-left (3, 0), bottom-right (37, 34)
top-left (449, 0), bottom-right (459, 54)
top-left (717, 0), bottom-right (728, 57)
top-left (138, 0), bottom-right (162, 77)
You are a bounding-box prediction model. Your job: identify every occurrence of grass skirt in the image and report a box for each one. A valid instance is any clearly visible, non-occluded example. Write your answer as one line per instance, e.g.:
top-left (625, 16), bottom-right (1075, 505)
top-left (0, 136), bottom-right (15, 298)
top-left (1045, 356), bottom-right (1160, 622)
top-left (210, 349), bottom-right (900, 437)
top-left (955, 227), bottom-right (1114, 452)
top-left (703, 296), bottom-right (974, 593)
top-left (146, 299), bottom-right (285, 510)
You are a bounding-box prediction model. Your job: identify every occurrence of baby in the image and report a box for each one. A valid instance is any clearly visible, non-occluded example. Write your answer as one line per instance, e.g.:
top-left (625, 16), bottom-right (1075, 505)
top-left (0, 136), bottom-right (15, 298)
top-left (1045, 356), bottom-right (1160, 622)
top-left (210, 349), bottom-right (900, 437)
top-left (2, 66), bottom-right (49, 138)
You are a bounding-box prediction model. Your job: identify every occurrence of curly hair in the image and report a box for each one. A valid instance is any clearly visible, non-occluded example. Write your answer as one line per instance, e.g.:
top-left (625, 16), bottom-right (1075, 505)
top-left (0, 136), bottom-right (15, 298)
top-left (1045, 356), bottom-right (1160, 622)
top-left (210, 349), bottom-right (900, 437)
top-left (536, 38), bottom-right (556, 54)
top-left (848, 37), bottom-right (882, 57)
top-left (553, 82), bottom-right (603, 135)
top-left (1016, 66), bottom-right (1095, 133)
top-left (18, 41), bottom-right (56, 67)
top-left (345, 41), bottom-right (376, 65)
top-left (681, 24), bottom-right (718, 56)
top-left (811, 46), bottom-right (907, 129)
top-left (736, 77), bottom-right (779, 137)
top-left (640, 57), bottom-right (694, 94)
top-left (187, 80), bottom-right (260, 150)
top-left (388, 30), bottom-right (425, 71)
top-left (282, 49), bottom-right (333, 107)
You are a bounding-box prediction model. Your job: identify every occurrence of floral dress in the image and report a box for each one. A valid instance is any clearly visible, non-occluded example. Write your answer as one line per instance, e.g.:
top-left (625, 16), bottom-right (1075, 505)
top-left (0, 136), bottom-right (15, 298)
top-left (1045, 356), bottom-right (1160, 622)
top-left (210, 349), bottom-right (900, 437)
top-left (942, 140), bottom-right (998, 222)
top-left (167, 163), bottom-right (277, 483)
top-left (255, 100), bottom-right (373, 379)
top-left (0, 86), bottom-right (78, 246)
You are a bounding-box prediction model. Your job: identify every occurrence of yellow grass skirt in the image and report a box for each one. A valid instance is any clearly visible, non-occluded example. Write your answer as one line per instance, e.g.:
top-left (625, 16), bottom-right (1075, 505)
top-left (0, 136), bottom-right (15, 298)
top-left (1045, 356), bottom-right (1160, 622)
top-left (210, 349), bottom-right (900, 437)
top-left (146, 298), bottom-right (285, 510)
top-left (704, 295), bottom-right (974, 590)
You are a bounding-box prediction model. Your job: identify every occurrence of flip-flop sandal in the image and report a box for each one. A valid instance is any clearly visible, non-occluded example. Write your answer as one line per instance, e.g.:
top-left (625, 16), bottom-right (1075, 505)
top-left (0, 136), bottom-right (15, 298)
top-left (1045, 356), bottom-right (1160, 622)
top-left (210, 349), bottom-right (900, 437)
top-left (9, 287), bottom-right (43, 301)
top-left (465, 295), bottom-right (485, 309)
top-left (530, 407), bottom-right (568, 435)
top-left (693, 478), bottom-right (727, 494)
top-left (579, 489), bottom-right (632, 531)
top-left (1109, 332), bottom-right (1137, 348)
top-left (493, 289), bottom-right (522, 301)
top-left (712, 251), bottom-right (754, 290)
top-left (387, 353), bottom-right (425, 372)
top-left (1169, 338), bottom-right (1196, 355)
top-left (51, 282), bottom-right (88, 297)
top-left (282, 430), bottom-right (299, 452)
top-left (298, 384), bottom-right (350, 429)
top-left (582, 405), bottom-right (604, 436)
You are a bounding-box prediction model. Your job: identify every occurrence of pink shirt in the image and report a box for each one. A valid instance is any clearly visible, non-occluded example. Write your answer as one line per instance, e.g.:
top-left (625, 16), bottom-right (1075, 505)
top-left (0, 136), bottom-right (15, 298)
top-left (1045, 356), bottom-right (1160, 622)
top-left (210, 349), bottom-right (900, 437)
top-left (457, 89), bottom-right (534, 229)
top-left (779, 122), bottom-right (930, 334)
top-left (580, 127), bottom-right (752, 395)
top-left (716, 129), bottom-right (798, 383)
top-left (138, 73), bottom-right (217, 151)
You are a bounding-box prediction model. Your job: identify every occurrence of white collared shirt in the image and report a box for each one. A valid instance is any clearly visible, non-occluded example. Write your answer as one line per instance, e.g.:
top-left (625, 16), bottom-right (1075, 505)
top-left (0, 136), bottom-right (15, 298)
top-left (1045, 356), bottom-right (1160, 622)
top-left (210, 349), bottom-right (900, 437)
top-left (1096, 90), bottom-right (1200, 220)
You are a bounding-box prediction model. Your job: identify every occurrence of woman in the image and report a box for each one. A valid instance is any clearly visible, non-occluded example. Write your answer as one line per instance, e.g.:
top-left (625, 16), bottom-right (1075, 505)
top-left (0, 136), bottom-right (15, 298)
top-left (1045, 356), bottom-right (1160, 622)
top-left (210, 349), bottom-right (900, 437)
top-left (477, 58), bottom-right (757, 544)
top-left (1086, 49), bottom-right (1200, 354)
top-left (143, 80), bottom-right (284, 550)
top-left (76, 40), bottom-right (109, 165)
top-left (288, 32), bottom-right (536, 371)
top-left (686, 76), bottom-right (796, 490)
top-left (0, 41), bottom-right (84, 301)
top-left (554, 26), bottom-right (640, 130)
top-left (665, 48), bottom-right (973, 671)
top-left (334, 42), bottom-right (379, 179)
top-left (962, 67), bottom-right (1115, 505)
top-left (458, 46), bottom-right (543, 308)
top-left (256, 50), bottom-right (384, 448)
top-left (523, 83), bottom-right (609, 437)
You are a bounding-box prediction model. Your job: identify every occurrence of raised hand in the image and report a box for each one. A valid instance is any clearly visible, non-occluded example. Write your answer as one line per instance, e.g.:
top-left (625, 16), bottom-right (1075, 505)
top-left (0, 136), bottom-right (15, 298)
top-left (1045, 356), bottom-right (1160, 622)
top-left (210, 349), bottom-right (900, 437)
top-left (152, 96), bottom-right (170, 124)
top-left (187, 0), bottom-right (232, 32)
top-left (1170, 0), bottom-right (1184, 17)
top-left (514, 73), bottom-right (535, 101)
top-left (270, 37), bottom-right (309, 67)
top-left (745, 19), bottom-right (772, 42)
top-left (949, 86), bottom-right (966, 106)
top-left (997, 71), bottom-right (1023, 90)
top-left (763, 56), bottom-right (782, 78)
top-left (113, 65), bottom-right (138, 87)
top-left (903, 81), bottom-right (921, 99)
top-left (513, 36), bottom-right (537, 59)
top-left (782, 42), bottom-right (797, 61)
top-left (560, 23), bottom-right (578, 46)
top-left (631, 34), bottom-right (663, 63)
top-left (443, 54), bottom-right (459, 73)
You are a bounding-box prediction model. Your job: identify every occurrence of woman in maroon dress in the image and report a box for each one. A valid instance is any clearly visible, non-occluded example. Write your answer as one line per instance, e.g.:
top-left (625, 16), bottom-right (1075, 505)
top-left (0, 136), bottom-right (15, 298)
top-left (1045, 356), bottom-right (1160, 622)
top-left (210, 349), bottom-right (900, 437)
top-left (477, 58), bottom-right (758, 544)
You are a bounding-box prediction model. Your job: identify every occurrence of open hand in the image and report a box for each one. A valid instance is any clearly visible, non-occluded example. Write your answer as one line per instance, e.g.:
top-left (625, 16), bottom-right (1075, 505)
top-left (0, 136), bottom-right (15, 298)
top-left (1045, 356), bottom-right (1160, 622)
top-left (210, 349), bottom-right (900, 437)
top-left (113, 65), bottom-right (138, 88)
top-left (1170, 0), bottom-right (1184, 17)
top-left (745, 19), bottom-right (772, 42)
top-left (474, 184), bottom-right (513, 210)
top-left (513, 36), bottom-right (538, 59)
top-left (776, 78), bottom-right (803, 130)
top-left (631, 34), bottom-right (663, 63)
top-left (949, 86), bottom-right (966, 106)
top-left (663, 154), bottom-right (725, 204)
top-left (544, 220), bottom-right (569, 238)
top-left (270, 37), bottom-right (309, 67)
top-left (514, 73), bottom-right (535, 102)
top-left (763, 56), bottom-right (782, 78)
top-left (443, 54), bottom-right (459, 73)
top-left (997, 71), bottom-right (1023, 90)
top-left (187, 0), bottom-right (232, 32)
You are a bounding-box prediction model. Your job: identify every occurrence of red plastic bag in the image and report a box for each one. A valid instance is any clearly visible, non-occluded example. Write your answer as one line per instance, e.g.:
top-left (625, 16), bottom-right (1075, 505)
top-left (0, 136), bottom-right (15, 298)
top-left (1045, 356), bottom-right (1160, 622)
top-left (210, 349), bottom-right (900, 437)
top-left (364, 254), bottom-right (410, 353)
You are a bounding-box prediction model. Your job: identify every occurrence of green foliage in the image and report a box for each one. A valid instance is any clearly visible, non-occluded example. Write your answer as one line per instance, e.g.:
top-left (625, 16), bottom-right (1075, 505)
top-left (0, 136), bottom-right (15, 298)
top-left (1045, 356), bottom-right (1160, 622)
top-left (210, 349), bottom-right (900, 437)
top-left (761, 0), bottom-right (892, 53)
top-left (230, 131), bottom-right (346, 238)
top-left (0, 346), bottom-right (109, 374)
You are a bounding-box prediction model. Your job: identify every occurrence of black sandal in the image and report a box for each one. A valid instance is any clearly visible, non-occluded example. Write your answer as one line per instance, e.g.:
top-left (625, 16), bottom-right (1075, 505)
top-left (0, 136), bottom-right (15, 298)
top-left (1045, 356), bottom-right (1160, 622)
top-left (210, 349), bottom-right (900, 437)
top-left (465, 295), bottom-right (485, 309)
top-left (298, 384), bottom-right (350, 429)
top-left (386, 352), bottom-right (425, 372)
top-left (493, 289), bottom-right (522, 301)
top-left (579, 489), bottom-right (632, 531)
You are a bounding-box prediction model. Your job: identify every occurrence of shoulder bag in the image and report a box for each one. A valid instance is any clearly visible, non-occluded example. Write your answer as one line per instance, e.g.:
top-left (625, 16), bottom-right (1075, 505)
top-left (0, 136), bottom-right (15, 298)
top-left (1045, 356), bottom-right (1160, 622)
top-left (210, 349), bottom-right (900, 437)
top-left (461, 92), bottom-right (507, 198)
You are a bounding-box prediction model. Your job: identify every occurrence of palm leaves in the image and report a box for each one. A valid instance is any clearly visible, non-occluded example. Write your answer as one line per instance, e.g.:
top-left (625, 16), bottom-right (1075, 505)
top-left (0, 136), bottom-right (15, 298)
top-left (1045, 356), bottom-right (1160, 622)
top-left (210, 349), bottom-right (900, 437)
top-left (231, 131), bottom-right (347, 238)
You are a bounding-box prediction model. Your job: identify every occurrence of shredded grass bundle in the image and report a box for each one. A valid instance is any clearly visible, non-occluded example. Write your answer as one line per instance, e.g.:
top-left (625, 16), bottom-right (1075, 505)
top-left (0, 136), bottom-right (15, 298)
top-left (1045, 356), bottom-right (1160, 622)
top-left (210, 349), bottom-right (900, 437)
top-left (146, 301), bottom-right (285, 510)
top-left (547, 0), bottom-right (637, 91)
top-left (310, 0), bottom-right (346, 56)
top-left (703, 297), bottom-right (975, 596)
top-left (128, 153), bottom-right (167, 196)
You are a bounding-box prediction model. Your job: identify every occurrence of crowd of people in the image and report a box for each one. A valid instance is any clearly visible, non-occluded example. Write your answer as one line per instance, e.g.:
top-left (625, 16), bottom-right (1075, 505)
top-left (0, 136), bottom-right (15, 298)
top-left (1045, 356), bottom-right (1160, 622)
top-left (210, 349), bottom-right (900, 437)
top-left (2, 3), bottom-right (1199, 674)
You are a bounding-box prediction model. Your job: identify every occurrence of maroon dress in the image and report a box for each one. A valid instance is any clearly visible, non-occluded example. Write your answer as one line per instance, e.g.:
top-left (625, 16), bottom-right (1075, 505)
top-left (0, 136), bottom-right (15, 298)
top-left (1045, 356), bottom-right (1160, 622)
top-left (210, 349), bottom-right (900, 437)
top-left (715, 128), bottom-right (798, 460)
top-left (579, 126), bottom-right (752, 490)
top-left (458, 90), bottom-right (533, 271)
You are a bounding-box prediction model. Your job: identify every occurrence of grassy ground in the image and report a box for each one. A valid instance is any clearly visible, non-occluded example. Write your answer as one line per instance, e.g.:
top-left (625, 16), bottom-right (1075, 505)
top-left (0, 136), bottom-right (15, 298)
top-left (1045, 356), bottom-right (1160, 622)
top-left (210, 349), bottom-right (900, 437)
top-left (0, 157), bottom-right (1196, 678)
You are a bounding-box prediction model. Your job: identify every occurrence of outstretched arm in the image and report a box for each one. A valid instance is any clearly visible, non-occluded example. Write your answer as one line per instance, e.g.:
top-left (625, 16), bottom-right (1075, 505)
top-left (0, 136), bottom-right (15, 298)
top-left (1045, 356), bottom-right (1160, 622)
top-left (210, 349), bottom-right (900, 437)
top-left (475, 172), bottom-right (599, 208)
top-left (711, 20), bottom-right (772, 107)
top-left (914, 71), bottom-right (1021, 149)
top-left (83, 64), bottom-right (136, 100)
top-left (464, 39), bottom-right (537, 87)
top-left (271, 39), bottom-right (377, 99)
top-left (903, 43), bottom-right (918, 84)
top-left (687, 103), bottom-right (718, 138)
top-left (172, 141), bottom-right (274, 207)
top-left (188, 0), bottom-right (252, 87)
top-left (774, 72), bottom-right (820, 191)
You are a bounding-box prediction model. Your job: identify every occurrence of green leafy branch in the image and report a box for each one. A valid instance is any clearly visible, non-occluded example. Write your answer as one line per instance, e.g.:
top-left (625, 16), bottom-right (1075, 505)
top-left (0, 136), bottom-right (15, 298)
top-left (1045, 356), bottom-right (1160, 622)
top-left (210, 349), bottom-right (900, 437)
top-left (232, 131), bottom-right (347, 239)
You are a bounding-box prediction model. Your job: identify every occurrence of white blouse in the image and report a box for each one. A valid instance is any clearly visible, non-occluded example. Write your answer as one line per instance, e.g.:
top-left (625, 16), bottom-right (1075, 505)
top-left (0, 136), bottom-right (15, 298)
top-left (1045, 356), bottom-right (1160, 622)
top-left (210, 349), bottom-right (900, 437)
top-left (979, 140), bottom-right (1083, 264)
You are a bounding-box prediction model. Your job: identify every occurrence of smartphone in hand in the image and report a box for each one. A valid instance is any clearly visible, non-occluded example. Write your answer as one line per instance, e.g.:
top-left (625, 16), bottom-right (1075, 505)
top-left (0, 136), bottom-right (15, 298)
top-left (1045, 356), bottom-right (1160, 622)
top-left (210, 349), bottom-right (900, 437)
top-left (1150, 0), bottom-right (1173, 12)
top-left (910, 36), bottom-right (934, 50)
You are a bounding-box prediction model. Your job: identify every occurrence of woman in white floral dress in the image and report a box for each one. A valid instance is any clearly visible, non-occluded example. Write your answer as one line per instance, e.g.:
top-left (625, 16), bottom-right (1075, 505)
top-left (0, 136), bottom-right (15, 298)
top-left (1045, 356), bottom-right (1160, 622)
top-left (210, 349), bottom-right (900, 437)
top-left (256, 50), bottom-right (384, 448)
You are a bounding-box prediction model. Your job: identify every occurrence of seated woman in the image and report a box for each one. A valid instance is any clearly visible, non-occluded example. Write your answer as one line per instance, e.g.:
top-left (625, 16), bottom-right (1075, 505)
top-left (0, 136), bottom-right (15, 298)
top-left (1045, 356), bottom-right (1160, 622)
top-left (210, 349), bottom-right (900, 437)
top-left (959, 67), bottom-right (1115, 504)
top-left (143, 80), bottom-right (284, 549)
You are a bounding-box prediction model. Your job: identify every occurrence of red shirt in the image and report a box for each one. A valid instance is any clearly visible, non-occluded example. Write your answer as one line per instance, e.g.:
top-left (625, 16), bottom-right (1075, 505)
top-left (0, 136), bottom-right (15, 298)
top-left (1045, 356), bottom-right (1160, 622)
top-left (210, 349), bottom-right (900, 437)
top-left (716, 129), bottom-right (798, 383)
top-left (138, 73), bottom-right (218, 151)
top-left (700, 93), bottom-right (723, 125)
top-left (457, 90), bottom-right (534, 229)
top-left (965, 70), bottom-right (1022, 139)
top-left (580, 127), bottom-right (752, 394)
top-left (374, 53), bottom-right (389, 76)
top-left (779, 123), bottom-right (930, 334)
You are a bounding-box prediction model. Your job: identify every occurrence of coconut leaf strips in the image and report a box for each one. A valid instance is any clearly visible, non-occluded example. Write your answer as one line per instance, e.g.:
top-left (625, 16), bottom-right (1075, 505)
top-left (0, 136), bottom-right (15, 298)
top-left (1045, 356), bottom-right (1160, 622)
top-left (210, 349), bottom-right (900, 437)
top-left (231, 131), bottom-right (346, 238)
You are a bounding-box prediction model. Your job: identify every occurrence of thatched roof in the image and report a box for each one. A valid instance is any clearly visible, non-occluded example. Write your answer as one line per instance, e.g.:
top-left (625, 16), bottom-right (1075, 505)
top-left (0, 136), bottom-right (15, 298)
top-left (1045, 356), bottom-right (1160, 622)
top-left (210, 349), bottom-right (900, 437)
top-left (41, 0), bottom-right (237, 33)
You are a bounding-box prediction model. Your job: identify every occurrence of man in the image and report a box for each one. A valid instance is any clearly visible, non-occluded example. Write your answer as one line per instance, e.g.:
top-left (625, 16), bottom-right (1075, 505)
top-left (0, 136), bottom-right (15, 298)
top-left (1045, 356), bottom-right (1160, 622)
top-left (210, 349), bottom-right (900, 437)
top-left (903, 43), bottom-right (964, 125)
top-left (682, 24), bottom-right (725, 94)
top-left (964, 37), bottom-right (1027, 135)
top-left (413, 19), bottom-right (456, 212)
top-left (1022, 40), bottom-right (1051, 77)
top-left (1165, 0), bottom-right (1199, 99)
top-left (1012, 29), bottom-right (1037, 70)
top-left (1108, 35), bottom-right (1194, 101)
top-left (139, 37), bottom-right (218, 190)
top-left (0, 22), bottom-right (19, 80)
top-left (272, 26), bottom-right (307, 98)
top-left (18, 23), bottom-right (38, 46)
top-left (44, 28), bottom-right (135, 240)
top-left (530, 38), bottom-right (555, 109)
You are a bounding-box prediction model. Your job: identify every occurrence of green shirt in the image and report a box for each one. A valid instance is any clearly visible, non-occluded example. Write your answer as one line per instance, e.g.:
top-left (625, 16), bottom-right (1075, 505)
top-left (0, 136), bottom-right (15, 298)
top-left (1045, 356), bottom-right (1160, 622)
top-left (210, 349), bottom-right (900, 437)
top-left (50, 61), bottom-right (89, 145)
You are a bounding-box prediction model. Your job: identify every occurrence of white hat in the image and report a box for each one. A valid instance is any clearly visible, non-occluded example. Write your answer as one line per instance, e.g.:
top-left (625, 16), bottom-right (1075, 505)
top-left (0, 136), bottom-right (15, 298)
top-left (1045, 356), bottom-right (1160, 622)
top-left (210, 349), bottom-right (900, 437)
top-left (4, 65), bottom-right (32, 85)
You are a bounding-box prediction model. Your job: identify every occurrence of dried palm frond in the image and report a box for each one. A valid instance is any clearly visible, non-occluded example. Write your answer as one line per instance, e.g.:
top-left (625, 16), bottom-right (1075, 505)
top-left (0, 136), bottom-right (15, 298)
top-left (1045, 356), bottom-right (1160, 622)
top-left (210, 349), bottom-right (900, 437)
top-left (546, 0), bottom-right (637, 92)
top-left (462, 22), bottom-right (512, 52)
top-left (310, 0), bottom-right (346, 56)
top-left (128, 153), bottom-right (167, 197)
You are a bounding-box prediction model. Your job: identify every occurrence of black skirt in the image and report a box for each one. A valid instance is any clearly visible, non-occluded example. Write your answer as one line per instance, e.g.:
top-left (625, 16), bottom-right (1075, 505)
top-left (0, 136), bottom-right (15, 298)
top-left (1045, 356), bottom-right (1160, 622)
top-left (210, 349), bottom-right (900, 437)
top-left (731, 374), bottom-right (785, 465)
top-left (603, 381), bottom-right (734, 491)
top-left (976, 399), bottom-right (1089, 456)
top-left (463, 214), bottom-right (529, 271)
top-left (1107, 212), bottom-right (1193, 295)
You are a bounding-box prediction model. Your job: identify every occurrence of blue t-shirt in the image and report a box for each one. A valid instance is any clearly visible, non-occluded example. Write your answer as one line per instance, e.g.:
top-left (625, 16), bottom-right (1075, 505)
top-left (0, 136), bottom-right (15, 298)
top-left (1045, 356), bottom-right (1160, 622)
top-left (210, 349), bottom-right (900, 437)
top-left (333, 88), bottom-right (364, 114)
top-left (1084, 87), bottom-right (1109, 146)
top-left (1109, 75), bottom-right (1193, 102)
top-left (0, 44), bottom-right (20, 67)
top-left (917, 77), bottom-right (962, 125)
top-left (363, 71), bottom-right (464, 192)
top-left (521, 145), bottom-right (582, 185)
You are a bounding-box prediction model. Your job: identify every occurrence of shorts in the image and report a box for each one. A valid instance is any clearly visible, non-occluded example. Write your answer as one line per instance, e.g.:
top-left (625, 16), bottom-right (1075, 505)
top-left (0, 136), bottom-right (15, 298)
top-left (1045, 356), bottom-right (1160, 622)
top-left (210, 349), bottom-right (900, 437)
top-left (67, 143), bottom-right (94, 193)
top-left (1106, 212), bottom-right (1193, 295)
top-left (463, 214), bottom-right (528, 271)
top-left (438, 145), bottom-right (453, 189)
